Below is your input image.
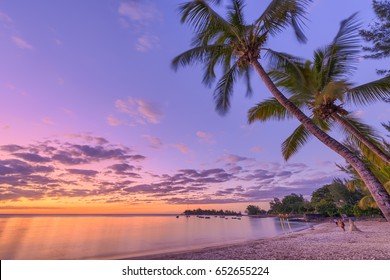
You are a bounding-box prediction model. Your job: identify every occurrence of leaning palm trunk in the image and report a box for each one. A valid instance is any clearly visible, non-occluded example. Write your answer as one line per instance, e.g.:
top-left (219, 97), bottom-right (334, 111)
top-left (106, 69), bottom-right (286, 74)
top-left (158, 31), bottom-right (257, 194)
top-left (251, 60), bottom-right (390, 222)
top-left (331, 113), bottom-right (390, 164)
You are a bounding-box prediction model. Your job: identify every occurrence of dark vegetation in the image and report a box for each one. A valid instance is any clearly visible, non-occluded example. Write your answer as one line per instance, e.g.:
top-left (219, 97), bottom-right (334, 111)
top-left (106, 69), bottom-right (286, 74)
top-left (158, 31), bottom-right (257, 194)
top-left (183, 209), bottom-right (242, 216)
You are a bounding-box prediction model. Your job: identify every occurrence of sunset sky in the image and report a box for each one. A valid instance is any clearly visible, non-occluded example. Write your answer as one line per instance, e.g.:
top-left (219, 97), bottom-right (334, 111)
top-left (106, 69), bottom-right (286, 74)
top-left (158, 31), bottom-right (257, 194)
top-left (0, 0), bottom-right (389, 214)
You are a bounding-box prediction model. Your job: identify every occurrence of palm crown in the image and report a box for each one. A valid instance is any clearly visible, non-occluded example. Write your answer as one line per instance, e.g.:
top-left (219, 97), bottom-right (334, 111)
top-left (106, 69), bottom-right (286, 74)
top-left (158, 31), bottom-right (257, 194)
top-left (172, 0), bottom-right (311, 114)
top-left (248, 13), bottom-right (390, 163)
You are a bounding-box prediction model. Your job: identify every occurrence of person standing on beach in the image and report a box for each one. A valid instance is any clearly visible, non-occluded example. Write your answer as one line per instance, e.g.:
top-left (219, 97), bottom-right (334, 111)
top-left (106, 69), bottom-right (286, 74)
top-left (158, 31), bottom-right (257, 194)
top-left (337, 219), bottom-right (345, 231)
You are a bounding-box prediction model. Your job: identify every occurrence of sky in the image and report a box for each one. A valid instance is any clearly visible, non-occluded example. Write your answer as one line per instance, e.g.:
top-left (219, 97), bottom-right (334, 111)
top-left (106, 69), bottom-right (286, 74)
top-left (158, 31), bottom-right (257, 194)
top-left (0, 0), bottom-right (389, 214)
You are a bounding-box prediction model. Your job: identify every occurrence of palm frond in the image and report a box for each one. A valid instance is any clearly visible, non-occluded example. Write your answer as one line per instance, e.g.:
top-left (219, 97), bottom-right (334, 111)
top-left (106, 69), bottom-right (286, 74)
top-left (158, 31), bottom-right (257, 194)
top-left (255, 0), bottom-right (312, 43)
top-left (179, 0), bottom-right (243, 45)
top-left (247, 97), bottom-right (293, 123)
top-left (179, 0), bottom-right (228, 33)
top-left (281, 123), bottom-right (312, 160)
top-left (338, 114), bottom-right (387, 166)
top-left (263, 49), bottom-right (306, 80)
top-left (227, 0), bottom-right (246, 33)
top-left (322, 12), bottom-right (361, 82)
top-left (345, 75), bottom-right (390, 106)
top-left (213, 62), bottom-right (240, 115)
top-left (172, 44), bottom-right (235, 87)
top-left (359, 195), bottom-right (377, 209)
top-left (172, 45), bottom-right (225, 70)
top-left (281, 116), bottom-right (333, 160)
top-left (338, 114), bottom-right (382, 142)
top-left (242, 66), bottom-right (253, 97)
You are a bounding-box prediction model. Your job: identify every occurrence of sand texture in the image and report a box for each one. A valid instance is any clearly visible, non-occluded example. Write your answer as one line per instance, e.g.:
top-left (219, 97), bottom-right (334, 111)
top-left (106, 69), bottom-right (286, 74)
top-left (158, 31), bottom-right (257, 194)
top-left (140, 220), bottom-right (390, 260)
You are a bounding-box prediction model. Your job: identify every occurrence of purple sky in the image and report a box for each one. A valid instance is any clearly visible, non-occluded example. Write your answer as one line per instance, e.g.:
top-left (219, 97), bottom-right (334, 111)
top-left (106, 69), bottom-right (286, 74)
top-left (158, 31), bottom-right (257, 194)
top-left (0, 0), bottom-right (388, 214)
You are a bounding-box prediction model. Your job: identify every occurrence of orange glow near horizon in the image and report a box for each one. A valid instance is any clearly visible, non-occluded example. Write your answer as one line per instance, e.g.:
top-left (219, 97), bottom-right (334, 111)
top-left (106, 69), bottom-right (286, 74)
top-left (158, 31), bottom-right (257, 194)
top-left (0, 200), bottom-right (270, 215)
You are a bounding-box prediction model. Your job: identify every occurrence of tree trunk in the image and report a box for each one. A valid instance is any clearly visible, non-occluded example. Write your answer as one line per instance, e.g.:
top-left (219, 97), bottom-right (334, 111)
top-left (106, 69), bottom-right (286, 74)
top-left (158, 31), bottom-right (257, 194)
top-left (332, 113), bottom-right (390, 164)
top-left (250, 60), bottom-right (390, 222)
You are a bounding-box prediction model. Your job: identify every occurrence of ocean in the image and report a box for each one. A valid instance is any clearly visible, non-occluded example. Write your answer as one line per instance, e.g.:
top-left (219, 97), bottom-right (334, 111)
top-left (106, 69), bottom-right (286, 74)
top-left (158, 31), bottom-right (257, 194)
top-left (0, 214), bottom-right (308, 259)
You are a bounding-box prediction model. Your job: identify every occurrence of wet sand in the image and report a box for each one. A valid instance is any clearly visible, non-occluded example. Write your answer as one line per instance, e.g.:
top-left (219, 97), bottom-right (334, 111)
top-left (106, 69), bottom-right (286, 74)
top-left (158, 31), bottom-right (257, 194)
top-left (135, 220), bottom-right (390, 260)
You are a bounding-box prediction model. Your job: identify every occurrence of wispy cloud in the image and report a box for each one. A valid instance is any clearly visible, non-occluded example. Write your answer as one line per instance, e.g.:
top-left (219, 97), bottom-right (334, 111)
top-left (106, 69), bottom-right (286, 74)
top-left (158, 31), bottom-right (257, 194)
top-left (106, 115), bottom-right (123, 126)
top-left (118, 0), bottom-right (161, 52)
top-left (171, 143), bottom-right (190, 154)
top-left (143, 135), bottom-right (163, 149)
top-left (135, 34), bottom-right (159, 52)
top-left (42, 117), bottom-right (55, 125)
top-left (12, 36), bottom-right (33, 49)
top-left (115, 97), bottom-right (163, 124)
top-left (0, 11), bottom-right (13, 24)
top-left (196, 131), bottom-right (215, 144)
top-left (118, 1), bottom-right (160, 24)
top-left (250, 146), bottom-right (264, 153)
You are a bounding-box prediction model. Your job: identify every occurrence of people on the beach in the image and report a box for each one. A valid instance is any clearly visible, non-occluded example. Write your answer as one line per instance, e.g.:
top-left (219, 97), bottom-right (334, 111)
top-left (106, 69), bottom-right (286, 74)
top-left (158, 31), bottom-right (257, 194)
top-left (337, 218), bottom-right (345, 231)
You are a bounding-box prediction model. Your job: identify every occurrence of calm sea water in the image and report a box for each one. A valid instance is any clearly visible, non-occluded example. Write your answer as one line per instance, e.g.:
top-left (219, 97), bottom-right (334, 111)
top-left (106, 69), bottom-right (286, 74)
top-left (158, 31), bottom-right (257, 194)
top-left (0, 214), bottom-right (308, 259)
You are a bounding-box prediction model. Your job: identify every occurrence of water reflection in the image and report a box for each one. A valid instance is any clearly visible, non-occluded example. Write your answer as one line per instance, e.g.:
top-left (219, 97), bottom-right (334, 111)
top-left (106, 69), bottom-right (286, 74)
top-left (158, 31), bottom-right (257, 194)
top-left (0, 215), bottom-right (308, 259)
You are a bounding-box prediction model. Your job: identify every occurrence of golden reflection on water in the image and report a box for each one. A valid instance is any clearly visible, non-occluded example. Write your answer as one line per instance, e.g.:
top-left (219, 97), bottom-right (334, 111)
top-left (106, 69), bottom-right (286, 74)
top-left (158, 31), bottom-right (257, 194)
top-left (0, 215), bottom-right (306, 259)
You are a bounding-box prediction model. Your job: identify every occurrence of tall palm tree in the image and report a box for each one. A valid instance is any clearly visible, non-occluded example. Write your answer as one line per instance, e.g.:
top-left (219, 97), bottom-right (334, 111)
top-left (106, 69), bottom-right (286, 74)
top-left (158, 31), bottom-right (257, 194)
top-left (172, 0), bottom-right (390, 221)
top-left (248, 13), bottom-right (390, 165)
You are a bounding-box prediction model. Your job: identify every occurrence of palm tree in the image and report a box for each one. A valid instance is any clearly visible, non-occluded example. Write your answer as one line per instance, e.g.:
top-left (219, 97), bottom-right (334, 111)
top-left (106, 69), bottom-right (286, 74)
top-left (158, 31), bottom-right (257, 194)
top-left (172, 0), bottom-right (390, 221)
top-left (248, 13), bottom-right (390, 165)
top-left (341, 123), bottom-right (390, 212)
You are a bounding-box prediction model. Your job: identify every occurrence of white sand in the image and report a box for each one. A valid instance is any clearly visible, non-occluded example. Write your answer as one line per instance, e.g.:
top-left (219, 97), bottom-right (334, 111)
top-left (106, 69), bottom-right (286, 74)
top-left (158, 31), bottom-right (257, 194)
top-left (138, 220), bottom-right (390, 260)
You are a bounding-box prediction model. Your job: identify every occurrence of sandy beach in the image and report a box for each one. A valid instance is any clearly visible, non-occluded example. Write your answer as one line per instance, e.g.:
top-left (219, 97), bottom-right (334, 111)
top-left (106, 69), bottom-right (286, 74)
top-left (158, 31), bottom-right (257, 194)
top-left (138, 219), bottom-right (390, 260)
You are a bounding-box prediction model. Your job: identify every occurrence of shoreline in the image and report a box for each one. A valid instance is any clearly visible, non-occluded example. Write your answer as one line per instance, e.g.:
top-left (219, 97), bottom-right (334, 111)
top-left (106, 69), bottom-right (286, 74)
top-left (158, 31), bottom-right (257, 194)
top-left (118, 224), bottom-right (316, 260)
top-left (126, 220), bottom-right (390, 260)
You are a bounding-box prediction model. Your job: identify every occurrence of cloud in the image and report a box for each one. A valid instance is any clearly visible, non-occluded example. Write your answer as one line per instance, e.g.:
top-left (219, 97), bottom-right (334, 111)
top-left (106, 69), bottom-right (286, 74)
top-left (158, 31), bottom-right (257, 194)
top-left (67, 169), bottom-right (99, 177)
top-left (250, 146), bottom-right (264, 153)
top-left (108, 163), bottom-right (136, 175)
top-left (0, 135), bottom-right (341, 206)
top-left (196, 131), bottom-right (215, 144)
top-left (13, 153), bottom-right (50, 163)
top-left (118, 1), bottom-right (161, 52)
top-left (0, 11), bottom-right (12, 24)
top-left (218, 154), bottom-right (250, 163)
top-left (42, 117), bottom-right (55, 125)
top-left (115, 97), bottom-right (163, 124)
top-left (118, 1), bottom-right (160, 23)
top-left (12, 36), bottom-right (33, 49)
top-left (54, 39), bottom-right (63, 46)
top-left (143, 135), bottom-right (163, 149)
top-left (135, 34), bottom-right (159, 52)
top-left (106, 115), bottom-right (123, 126)
top-left (1, 145), bottom-right (24, 153)
top-left (0, 135), bottom-right (150, 202)
top-left (171, 143), bottom-right (189, 154)
top-left (0, 159), bottom-right (53, 176)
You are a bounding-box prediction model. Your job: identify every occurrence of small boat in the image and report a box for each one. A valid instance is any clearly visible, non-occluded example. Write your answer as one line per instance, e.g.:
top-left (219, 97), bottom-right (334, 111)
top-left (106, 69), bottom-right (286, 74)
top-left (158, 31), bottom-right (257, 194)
top-left (176, 215), bottom-right (179, 218)
top-left (205, 216), bottom-right (211, 219)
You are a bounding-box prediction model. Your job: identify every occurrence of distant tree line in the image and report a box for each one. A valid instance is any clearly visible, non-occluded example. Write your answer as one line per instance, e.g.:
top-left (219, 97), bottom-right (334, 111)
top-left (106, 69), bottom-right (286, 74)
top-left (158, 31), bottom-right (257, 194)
top-left (183, 208), bottom-right (242, 216)
top-left (247, 179), bottom-right (382, 217)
